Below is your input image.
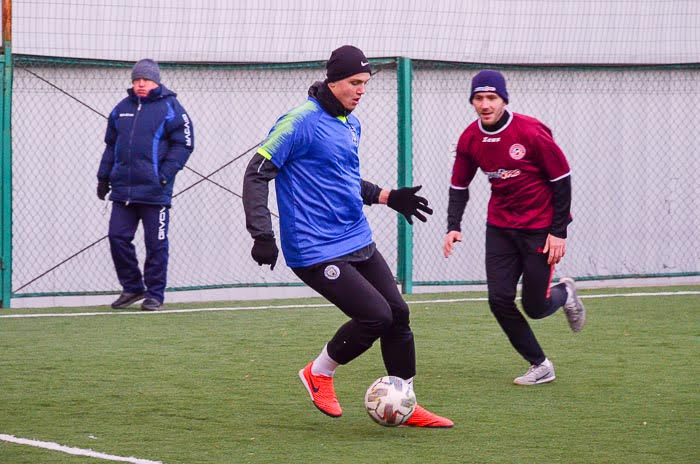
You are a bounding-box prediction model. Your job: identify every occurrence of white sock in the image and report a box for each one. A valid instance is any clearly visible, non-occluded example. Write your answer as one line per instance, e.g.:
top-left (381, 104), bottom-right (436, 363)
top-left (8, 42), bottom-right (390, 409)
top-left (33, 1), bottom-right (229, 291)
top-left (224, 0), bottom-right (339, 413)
top-left (406, 376), bottom-right (415, 394)
top-left (311, 345), bottom-right (339, 377)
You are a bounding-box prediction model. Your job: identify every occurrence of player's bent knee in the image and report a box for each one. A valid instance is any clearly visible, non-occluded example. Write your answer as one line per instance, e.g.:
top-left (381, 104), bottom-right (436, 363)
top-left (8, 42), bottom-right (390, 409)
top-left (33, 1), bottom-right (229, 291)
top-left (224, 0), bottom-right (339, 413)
top-left (361, 312), bottom-right (394, 335)
top-left (521, 298), bottom-right (549, 319)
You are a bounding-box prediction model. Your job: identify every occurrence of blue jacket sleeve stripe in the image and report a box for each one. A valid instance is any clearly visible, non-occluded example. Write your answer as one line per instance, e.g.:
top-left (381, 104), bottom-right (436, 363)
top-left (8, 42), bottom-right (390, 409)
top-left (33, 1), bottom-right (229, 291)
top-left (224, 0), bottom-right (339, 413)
top-left (152, 102), bottom-right (176, 179)
top-left (152, 122), bottom-right (164, 178)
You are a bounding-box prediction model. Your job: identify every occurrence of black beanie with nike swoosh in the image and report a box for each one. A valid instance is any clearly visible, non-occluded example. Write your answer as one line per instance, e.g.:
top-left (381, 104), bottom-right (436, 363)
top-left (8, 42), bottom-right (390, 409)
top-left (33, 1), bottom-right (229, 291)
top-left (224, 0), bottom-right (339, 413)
top-left (326, 45), bottom-right (372, 82)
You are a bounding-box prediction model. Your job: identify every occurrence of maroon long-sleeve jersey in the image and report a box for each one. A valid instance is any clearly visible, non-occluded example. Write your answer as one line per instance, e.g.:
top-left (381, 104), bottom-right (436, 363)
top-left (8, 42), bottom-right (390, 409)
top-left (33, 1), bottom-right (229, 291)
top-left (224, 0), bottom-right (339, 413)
top-left (451, 112), bottom-right (571, 230)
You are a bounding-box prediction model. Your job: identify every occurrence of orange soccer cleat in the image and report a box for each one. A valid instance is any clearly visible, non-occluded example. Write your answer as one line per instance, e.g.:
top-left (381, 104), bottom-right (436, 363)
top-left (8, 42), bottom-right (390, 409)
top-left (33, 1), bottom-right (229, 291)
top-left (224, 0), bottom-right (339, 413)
top-left (404, 404), bottom-right (454, 428)
top-left (298, 362), bottom-right (342, 418)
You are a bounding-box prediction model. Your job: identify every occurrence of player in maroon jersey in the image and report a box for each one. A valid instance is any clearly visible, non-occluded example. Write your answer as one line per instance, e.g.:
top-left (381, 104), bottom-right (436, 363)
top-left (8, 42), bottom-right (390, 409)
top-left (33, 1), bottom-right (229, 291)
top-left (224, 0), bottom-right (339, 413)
top-left (443, 70), bottom-right (586, 386)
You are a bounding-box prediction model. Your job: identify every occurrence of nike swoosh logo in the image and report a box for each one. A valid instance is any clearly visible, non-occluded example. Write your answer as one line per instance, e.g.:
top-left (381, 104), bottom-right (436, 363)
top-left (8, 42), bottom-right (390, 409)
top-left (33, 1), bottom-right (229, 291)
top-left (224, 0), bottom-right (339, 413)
top-left (308, 375), bottom-right (320, 393)
top-left (361, 61), bottom-right (369, 66)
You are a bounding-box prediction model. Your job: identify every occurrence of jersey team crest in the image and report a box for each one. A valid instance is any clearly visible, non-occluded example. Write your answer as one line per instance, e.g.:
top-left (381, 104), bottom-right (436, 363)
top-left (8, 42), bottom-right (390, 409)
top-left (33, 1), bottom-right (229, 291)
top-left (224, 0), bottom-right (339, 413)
top-left (324, 265), bottom-right (340, 280)
top-left (509, 143), bottom-right (526, 160)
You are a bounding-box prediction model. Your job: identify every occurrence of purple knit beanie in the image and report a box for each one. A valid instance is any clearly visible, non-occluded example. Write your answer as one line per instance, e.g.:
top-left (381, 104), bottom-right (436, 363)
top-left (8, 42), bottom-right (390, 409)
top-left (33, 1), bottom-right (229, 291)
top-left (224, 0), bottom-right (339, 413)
top-left (470, 70), bottom-right (508, 103)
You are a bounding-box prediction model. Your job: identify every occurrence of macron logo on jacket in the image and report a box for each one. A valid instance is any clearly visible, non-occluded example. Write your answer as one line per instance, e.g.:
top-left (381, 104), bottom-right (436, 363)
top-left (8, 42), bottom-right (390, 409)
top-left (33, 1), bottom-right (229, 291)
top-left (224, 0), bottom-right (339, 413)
top-left (183, 114), bottom-right (192, 147)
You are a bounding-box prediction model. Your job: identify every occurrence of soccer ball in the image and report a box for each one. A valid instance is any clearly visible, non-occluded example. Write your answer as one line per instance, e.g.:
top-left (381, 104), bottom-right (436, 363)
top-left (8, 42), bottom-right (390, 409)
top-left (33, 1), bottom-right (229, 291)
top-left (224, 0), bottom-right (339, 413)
top-left (364, 376), bottom-right (416, 426)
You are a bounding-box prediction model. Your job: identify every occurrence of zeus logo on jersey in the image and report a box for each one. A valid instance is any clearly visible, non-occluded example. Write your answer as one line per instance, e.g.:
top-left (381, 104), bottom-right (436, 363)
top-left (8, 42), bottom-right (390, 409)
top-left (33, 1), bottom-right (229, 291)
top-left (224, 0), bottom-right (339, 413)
top-left (482, 136), bottom-right (501, 143)
top-left (119, 113), bottom-right (134, 117)
top-left (484, 168), bottom-right (522, 180)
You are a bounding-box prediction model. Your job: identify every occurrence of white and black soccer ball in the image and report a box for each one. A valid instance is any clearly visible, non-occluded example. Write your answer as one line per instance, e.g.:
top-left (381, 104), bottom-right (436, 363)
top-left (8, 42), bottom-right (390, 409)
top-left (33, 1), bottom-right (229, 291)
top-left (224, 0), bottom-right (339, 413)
top-left (364, 376), bottom-right (416, 426)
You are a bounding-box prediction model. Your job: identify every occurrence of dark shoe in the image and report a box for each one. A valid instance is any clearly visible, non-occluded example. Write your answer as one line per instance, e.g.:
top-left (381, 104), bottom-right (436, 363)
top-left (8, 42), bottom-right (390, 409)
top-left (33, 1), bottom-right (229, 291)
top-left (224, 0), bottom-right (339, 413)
top-left (141, 298), bottom-right (162, 311)
top-left (111, 291), bottom-right (146, 309)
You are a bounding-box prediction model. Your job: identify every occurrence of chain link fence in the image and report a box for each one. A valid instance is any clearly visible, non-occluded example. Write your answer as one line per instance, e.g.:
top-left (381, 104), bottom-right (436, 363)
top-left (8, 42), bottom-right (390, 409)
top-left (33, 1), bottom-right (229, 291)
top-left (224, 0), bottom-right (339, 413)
top-left (9, 57), bottom-right (699, 299)
top-left (11, 57), bottom-right (400, 297)
top-left (412, 62), bottom-right (700, 285)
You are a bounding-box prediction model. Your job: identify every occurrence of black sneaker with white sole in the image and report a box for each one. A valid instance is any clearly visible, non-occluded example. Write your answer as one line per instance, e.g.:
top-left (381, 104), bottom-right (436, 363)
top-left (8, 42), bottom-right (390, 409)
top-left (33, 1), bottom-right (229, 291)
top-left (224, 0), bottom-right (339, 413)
top-left (141, 298), bottom-right (162, 311)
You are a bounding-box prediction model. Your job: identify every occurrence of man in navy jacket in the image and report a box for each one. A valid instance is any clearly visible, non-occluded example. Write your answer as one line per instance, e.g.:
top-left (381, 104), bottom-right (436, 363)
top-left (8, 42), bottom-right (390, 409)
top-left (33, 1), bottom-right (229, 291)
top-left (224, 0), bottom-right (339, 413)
top-left (97, 59), bottom-right (194, 311)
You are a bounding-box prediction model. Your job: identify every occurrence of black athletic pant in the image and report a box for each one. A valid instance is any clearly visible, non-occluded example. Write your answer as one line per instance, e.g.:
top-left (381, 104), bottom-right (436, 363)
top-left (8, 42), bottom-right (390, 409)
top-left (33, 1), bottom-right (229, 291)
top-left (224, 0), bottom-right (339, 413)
top-left (485, 225), bottom-right (568, 365)
top-left (292, 248), bottom-right (416, 380)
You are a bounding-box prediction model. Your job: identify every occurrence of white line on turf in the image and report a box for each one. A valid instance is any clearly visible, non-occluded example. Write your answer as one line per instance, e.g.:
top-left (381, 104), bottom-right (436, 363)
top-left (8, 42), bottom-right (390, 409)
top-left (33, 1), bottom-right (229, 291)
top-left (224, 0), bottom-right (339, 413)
top-left (0, 302), bottom-right (335, 318)
top-left (0, 433), bottom-right (163, 464)
top-left (1, 290), bottom-right (698, 319)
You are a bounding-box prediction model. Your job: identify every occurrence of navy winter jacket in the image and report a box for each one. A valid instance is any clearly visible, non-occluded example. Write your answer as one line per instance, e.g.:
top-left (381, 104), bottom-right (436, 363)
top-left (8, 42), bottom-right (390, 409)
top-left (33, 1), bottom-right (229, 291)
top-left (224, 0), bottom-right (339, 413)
top-left (97, 85), bottom-right (194, 207)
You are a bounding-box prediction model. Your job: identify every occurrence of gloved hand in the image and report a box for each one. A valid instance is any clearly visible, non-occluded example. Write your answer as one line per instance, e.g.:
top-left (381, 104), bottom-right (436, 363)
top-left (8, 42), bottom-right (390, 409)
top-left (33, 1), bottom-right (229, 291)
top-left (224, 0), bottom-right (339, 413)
top-left (251, 235), bottom-right (279, 270)
top-left (97, 180), bottom-right (110, 200)
top-left (387, 185), bottom-right (433, 224)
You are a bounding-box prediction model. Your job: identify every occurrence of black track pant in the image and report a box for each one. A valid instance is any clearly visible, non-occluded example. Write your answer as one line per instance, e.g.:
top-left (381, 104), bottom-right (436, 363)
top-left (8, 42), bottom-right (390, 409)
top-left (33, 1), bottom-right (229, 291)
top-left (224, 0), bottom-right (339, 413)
top-left (485, 225), bottom-right (568, 365)
top-left (292, 248), bottom-right (416, 380)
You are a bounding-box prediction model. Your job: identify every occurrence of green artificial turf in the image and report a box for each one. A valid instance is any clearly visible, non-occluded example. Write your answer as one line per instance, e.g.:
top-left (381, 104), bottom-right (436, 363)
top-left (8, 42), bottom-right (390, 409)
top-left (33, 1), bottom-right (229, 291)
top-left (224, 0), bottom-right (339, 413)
top-left (1, 286), bottom-right (698, 463)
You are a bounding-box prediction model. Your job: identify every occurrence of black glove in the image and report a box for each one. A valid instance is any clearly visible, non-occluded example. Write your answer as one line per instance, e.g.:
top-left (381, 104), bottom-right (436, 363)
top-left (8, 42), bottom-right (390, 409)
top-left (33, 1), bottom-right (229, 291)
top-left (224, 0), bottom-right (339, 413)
top-left (97, 180), bottom-right (110, 200)
top-left (251, 235), bottom-right (279, 270)
top-left (387, 185), bottom-right (433, 224)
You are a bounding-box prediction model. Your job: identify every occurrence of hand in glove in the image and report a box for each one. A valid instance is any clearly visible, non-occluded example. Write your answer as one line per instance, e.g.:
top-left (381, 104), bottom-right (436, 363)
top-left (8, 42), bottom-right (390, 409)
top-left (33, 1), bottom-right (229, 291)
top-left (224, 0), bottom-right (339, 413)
top-left (387, 185), bottom-right (433, 224)
top-left (97, 180), bottom-right (111, 200)
top-left (251, 235), bottom-right (279, 270)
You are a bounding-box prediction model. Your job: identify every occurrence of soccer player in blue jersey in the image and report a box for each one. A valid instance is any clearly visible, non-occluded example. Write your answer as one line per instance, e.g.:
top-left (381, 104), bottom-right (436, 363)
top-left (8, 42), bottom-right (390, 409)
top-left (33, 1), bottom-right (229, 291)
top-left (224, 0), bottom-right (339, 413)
top-left (242, 45), bottom-right (452, 427)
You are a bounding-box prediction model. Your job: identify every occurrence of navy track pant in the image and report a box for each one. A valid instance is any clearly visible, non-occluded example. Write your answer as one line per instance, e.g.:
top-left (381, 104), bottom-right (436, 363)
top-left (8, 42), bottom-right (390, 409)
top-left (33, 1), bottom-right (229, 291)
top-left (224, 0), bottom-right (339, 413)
top-left (485, 225), bottom-right (568, 365)
top-left (292, 248), bottom-right (416, 380)
top-left (108, 202), bottom-right (170, 303)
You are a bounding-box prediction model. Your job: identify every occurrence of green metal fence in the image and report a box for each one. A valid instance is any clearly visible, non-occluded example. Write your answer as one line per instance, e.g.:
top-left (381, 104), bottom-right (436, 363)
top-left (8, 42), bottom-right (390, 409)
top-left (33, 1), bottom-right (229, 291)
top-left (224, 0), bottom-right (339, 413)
top-left (2, 56), bottom-right (699, 307)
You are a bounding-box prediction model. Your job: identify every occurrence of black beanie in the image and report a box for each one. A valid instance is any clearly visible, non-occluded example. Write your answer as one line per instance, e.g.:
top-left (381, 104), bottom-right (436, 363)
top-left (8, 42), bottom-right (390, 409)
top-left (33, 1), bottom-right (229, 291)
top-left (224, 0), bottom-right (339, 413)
top-left (326, 45), bottom-right (372, 82)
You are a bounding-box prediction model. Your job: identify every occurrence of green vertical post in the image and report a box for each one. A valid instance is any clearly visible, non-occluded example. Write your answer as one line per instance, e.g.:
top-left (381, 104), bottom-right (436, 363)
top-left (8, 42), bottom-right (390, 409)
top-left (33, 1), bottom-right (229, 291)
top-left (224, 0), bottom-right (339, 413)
top-left (396, 57), bottom-right (413, 294)
top-left (0, 2), bottom-right (12, 307)
top-left (0, 0), bottom-right (11, 308)
top-left (0, 45), bottom-right (11, 308)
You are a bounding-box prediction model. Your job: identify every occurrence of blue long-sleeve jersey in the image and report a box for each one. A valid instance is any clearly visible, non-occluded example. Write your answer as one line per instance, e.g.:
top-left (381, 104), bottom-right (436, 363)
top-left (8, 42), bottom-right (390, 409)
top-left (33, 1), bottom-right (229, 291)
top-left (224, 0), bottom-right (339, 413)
top-left (257, 97), bottom-right (373, 268)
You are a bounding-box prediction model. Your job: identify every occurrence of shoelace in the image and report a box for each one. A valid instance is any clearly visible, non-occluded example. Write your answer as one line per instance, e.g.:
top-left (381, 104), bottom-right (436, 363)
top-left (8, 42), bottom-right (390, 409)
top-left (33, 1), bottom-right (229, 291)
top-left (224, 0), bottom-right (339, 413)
top-left (527, 363), bottom-right (549, 375)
